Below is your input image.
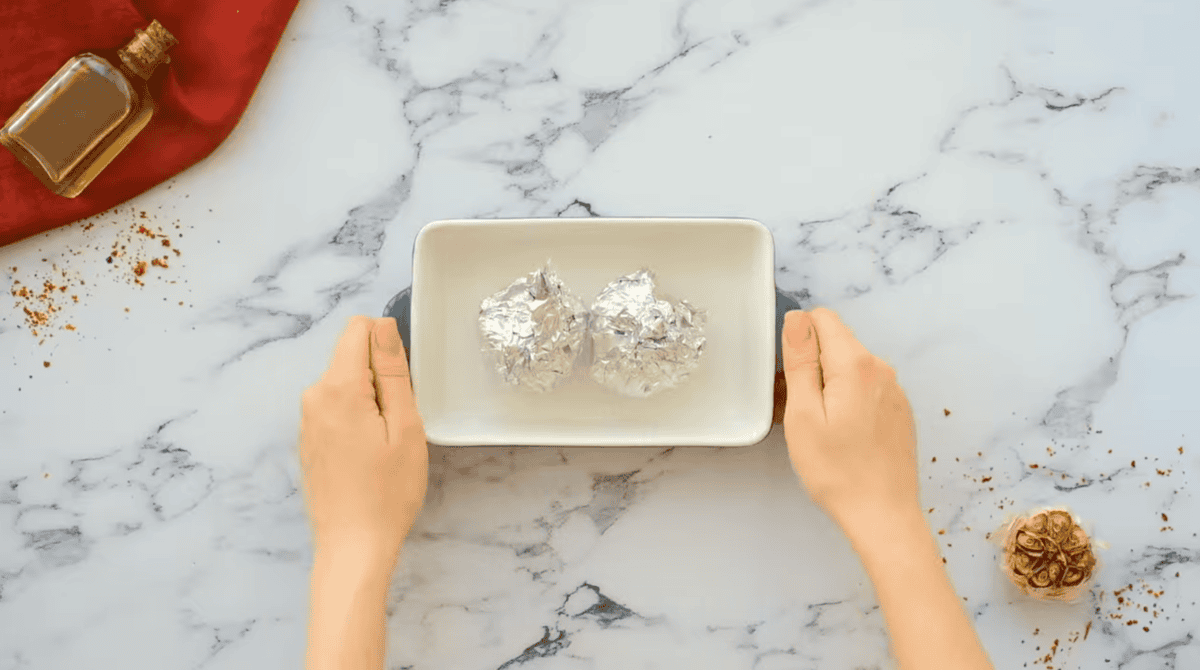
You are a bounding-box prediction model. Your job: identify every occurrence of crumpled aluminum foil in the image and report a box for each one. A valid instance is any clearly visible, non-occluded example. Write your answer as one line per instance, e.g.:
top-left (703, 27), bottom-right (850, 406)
top-left (588, 269), bottom-right (707, 397)
top-left (478, 262), bottom-right (589, 392)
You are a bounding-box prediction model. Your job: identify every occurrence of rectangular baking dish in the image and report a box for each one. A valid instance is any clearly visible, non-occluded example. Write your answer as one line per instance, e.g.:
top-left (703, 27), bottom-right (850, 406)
top-left (410, 218), bottom-right (775, 447)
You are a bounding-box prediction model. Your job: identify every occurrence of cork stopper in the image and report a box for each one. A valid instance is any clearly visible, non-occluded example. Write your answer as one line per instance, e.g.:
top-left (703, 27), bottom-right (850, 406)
top-left (118, 20), bottom-right (179, 80)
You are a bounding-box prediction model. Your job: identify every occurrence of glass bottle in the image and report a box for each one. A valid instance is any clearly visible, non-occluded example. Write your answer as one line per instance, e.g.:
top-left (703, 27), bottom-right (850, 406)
top-left (0, 20), bottom-right (178, 198)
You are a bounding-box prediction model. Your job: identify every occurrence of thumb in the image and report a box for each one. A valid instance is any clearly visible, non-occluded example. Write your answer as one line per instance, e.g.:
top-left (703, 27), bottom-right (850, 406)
top-left (781, 310), bottom-right (824, 420)
top-left (370, 318), bottom-right (418, 443)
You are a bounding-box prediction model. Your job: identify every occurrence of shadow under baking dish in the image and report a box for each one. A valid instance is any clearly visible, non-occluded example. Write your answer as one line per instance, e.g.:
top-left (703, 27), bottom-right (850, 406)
top-left (408, 218), bottom-right (776, 448)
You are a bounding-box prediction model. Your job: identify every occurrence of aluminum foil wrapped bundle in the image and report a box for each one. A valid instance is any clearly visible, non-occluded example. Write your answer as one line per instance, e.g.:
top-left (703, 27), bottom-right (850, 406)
top-left (589, 269), bottom-right (707, 397)
top-left (478, 262), bottom-right (589, 392)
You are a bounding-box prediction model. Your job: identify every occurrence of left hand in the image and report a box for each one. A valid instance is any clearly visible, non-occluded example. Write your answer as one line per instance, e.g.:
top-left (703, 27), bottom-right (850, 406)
top-left (298, 315), bottom-right (429, 563)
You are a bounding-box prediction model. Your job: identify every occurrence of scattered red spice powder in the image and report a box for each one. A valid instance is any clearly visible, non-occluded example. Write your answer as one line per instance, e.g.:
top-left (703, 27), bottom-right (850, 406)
top-left (6, 204), bottom-right (192, 353)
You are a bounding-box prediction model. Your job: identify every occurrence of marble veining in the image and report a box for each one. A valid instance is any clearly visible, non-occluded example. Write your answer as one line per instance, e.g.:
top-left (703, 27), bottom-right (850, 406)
top-left (3, 0), bottom-right (1200, 668)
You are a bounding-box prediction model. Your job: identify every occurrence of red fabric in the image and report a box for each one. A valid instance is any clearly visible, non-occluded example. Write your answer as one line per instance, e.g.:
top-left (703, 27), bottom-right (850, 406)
top-left (0, 0), bottom-right (300, 247)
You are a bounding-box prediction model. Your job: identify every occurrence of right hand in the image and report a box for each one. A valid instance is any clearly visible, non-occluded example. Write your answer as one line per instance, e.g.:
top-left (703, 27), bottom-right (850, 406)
top-left (779, 308), bottom-right (921, 535)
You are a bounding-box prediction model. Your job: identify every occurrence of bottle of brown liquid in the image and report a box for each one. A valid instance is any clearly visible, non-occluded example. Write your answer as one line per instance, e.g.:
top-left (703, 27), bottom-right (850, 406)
top-left (0, 20), bottom-right (178, 198)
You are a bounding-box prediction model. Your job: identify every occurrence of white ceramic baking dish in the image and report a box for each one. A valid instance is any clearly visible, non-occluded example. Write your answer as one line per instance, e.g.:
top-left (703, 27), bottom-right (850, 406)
top-left (406, 217), bottom-right (776, 447)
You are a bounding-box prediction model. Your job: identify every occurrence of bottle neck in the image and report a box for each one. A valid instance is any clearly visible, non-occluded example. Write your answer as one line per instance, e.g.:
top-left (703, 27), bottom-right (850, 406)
top-left (117, 20), bottom-right (178, 80)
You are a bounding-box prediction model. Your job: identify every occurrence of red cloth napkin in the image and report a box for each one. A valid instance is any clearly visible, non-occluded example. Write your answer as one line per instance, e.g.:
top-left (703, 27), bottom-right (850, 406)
top-left (0, 0), bottom-right (300, 247)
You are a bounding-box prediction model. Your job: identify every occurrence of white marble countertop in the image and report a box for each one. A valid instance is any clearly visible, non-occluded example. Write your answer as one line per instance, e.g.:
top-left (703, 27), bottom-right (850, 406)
top-left (3, 0), bottom-right (1199, 667)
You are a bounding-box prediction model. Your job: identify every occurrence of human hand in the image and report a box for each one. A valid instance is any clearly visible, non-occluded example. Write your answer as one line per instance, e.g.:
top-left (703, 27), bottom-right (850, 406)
top-left (778, 308), bottom-right (920, 536)
top-left (298, 315), bottom-right (429, 564)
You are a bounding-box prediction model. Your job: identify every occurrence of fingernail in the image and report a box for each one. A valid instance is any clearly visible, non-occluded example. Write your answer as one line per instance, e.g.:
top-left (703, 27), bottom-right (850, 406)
top-left (374, 320), bottom-right (403, 357)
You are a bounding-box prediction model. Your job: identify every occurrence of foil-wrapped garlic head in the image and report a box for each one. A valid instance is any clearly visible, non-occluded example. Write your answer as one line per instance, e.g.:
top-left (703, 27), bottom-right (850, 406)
top-left (1002, 508), bottom-right (1097, 601)
top-left (588, 269), bottom-right (707, 398)
top-left (478, 262), bottom-right (588, 392)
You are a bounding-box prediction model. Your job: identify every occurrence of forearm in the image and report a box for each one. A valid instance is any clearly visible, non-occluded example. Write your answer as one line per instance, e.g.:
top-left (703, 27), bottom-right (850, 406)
top-left (307, 542), bottom-right (397, 670)
top-left (845, 509), bottom-right (993, 670)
